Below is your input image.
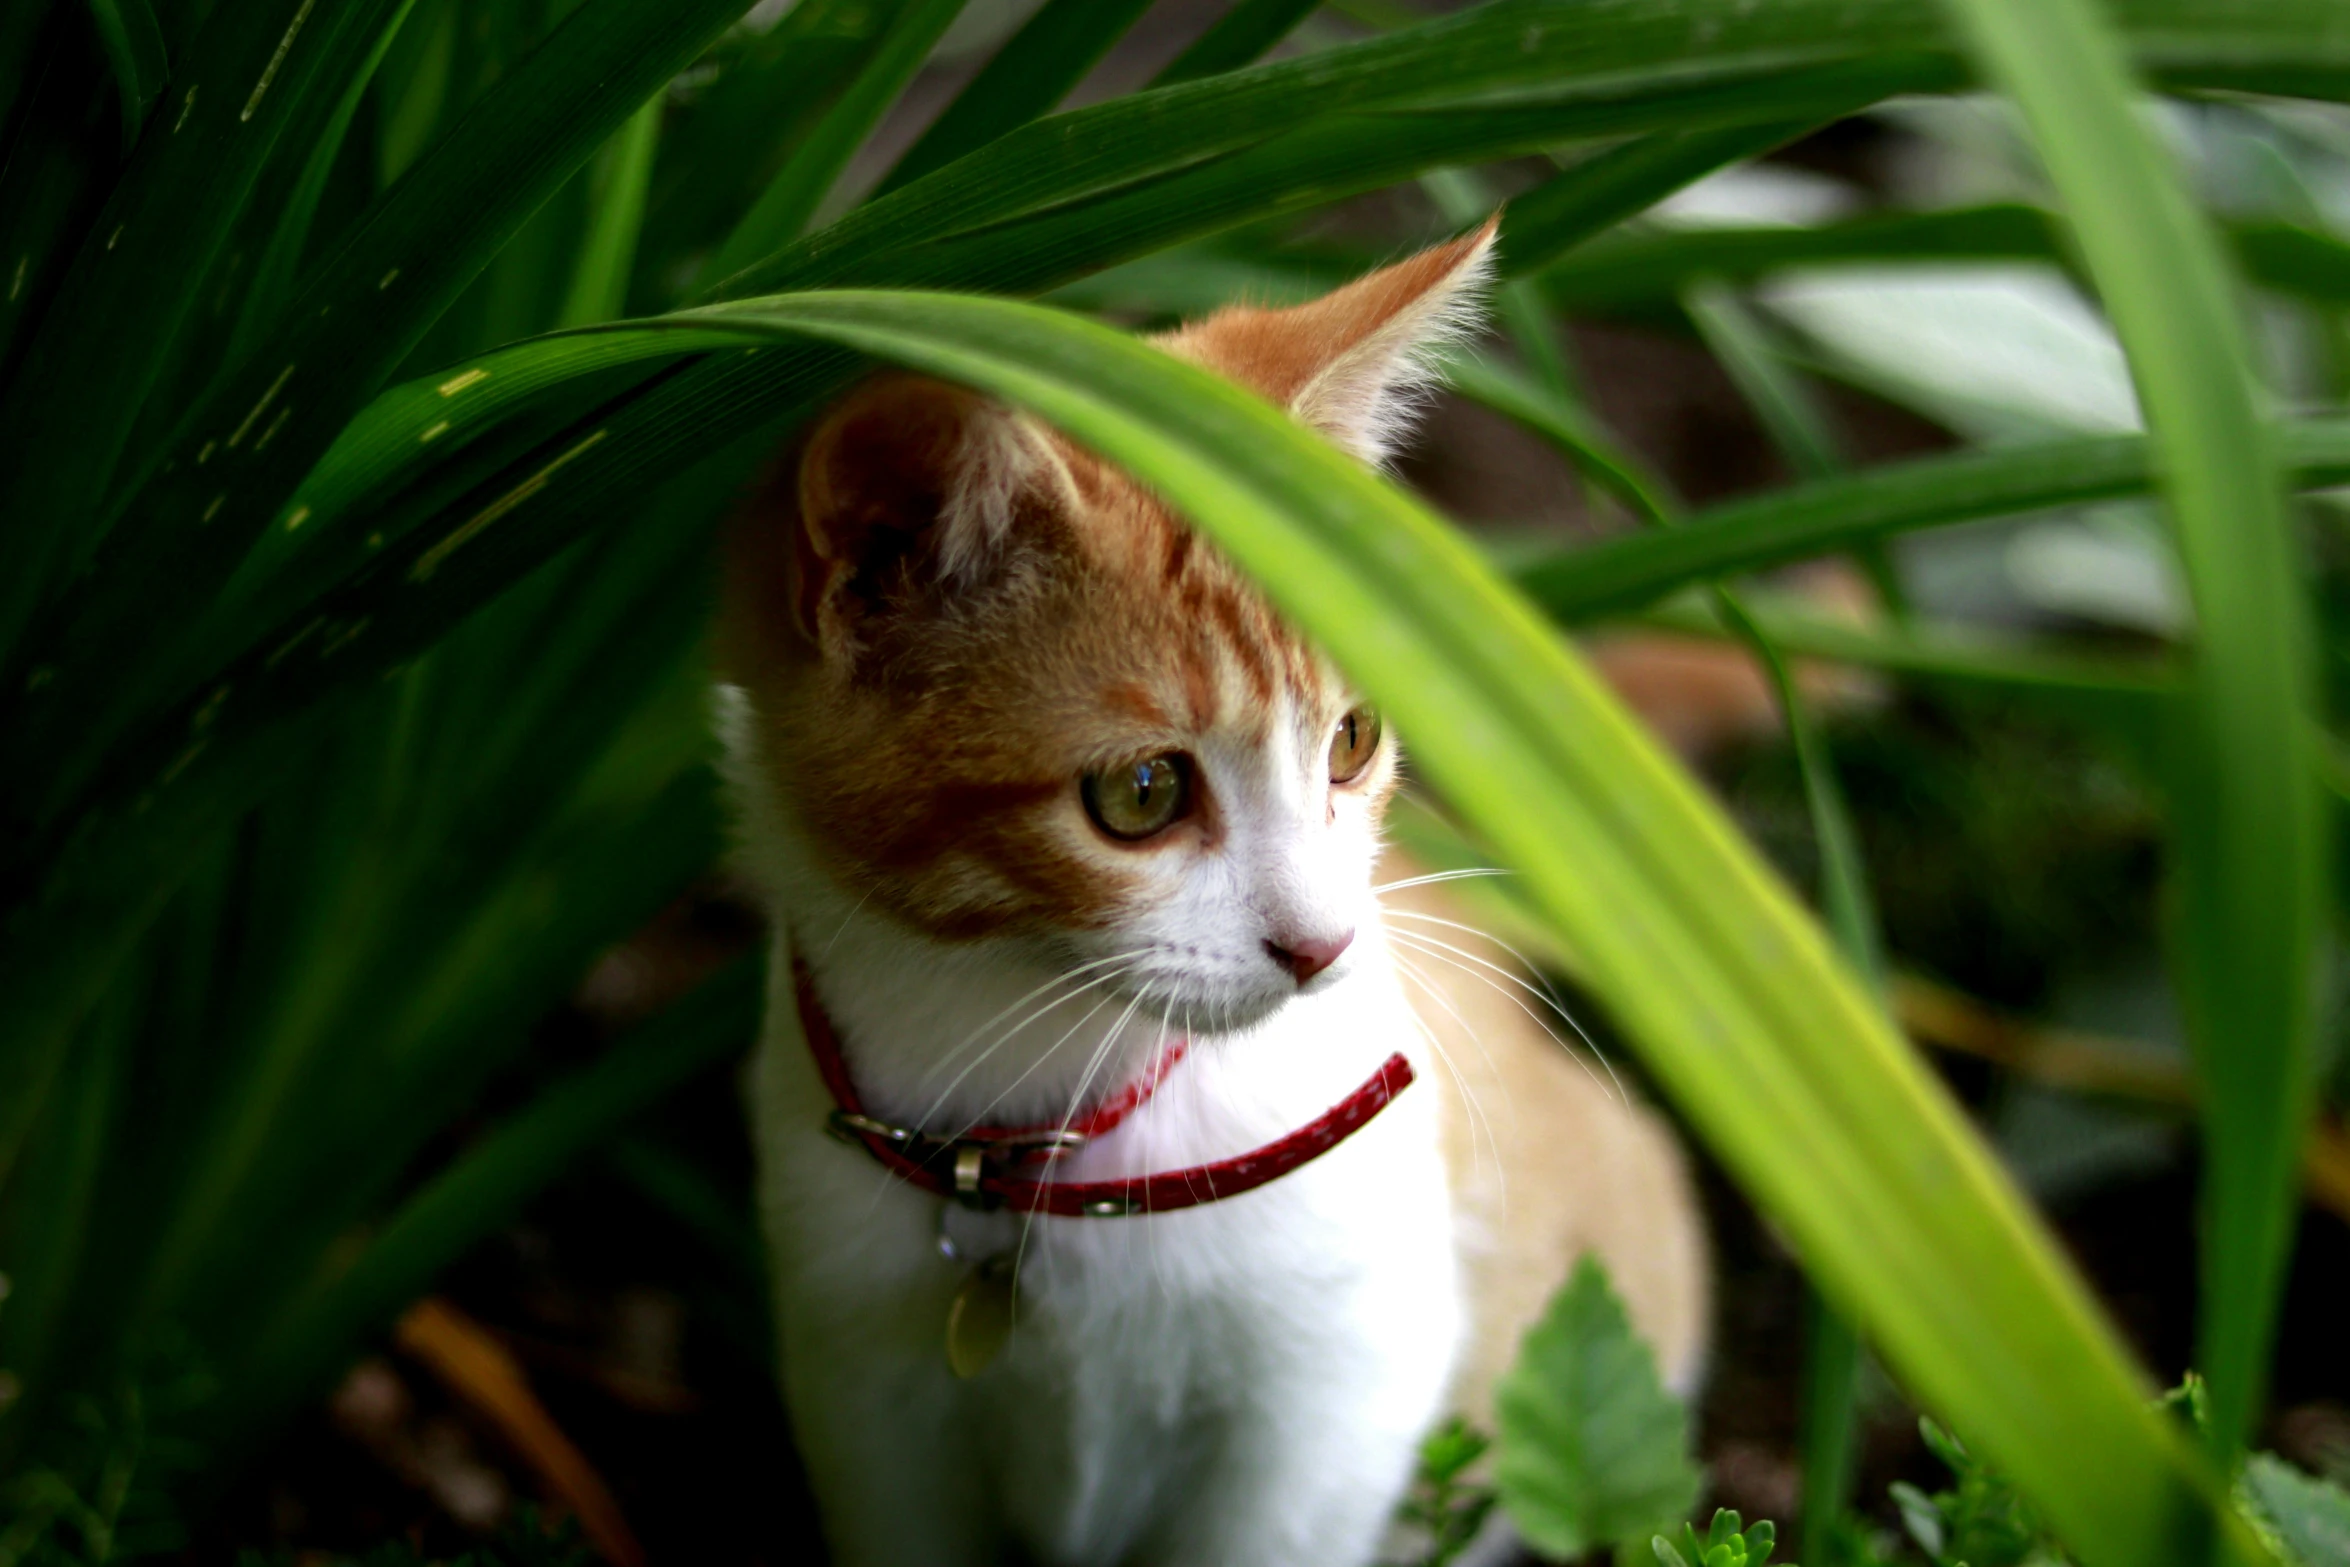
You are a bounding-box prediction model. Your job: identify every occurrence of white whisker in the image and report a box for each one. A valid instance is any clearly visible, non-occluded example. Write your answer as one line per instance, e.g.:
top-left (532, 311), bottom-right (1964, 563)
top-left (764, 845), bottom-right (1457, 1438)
top-left (1389, 951), bottom-right (1503, 1195)
top-left (818, 887), bottom-right (879, 959)
top-left (948, 982), bottom-right (1130, 1142)
top-left (916, 949), bottom-right (1151, 1095)
top-left (1372, 866), bottom-right (1511, 893)
top-left (1386, 928), bottom-right (1622, 1106)
top-left (1381, 911), bottom-right (1626, 1103)
top-left (908, 952), bottom-right (1148, 1129)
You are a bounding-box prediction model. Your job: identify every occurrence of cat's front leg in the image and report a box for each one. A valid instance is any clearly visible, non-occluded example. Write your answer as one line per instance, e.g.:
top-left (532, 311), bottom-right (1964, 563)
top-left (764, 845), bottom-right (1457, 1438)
top-left (775, 1281), bottom-right (1001, 1567)
top-left (1137, 1273), bottom-right (1458, 1567)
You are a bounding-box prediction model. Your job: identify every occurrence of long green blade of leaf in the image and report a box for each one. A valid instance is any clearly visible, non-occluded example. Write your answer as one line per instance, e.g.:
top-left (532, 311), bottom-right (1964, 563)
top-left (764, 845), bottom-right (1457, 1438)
top-left (1531, 206), bottom-right (2350, 314)
top-left (221, 0), bottom-right (420, 368)
top-left (558, 94), bottom-right (663, 328)
top-left (1933, 0), bottom-right (2325, 1453)
top-left (876, 0), bottom-right (1154, 196)
top-left (1500, 120), bottom-right (1823, 280)
top-left (1517, 421), bottom-right (2350, 625)
top-left (84, 0), bottom-right (166, 150)
top-left (702, 0), bottom-right (970, 285)
top-left (1150, 0), bottom-right (1324, 87)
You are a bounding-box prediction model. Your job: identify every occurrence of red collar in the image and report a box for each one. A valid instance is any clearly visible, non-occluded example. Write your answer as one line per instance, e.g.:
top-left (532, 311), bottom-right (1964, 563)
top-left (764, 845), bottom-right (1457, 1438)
top-left (794, 954), bottom-right (1414, 1218)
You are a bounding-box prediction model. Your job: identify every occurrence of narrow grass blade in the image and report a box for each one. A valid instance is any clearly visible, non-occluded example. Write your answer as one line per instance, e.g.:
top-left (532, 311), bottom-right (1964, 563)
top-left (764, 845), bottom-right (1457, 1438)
top-left (85, 0), bottom-right (166, 150)
top-left (1799, 1298), bottom-right (1865, 1558)
top-left (702, 0), bottom-right (970, 285)
top-left (1684, 279), bottom-right (1905, 613)
top-left (1150, 0), bottom-right (1323, 87)
top-left (558, 95), bottom-right (663, 328)
top-left (223, 0), bottom-right (420, 367)
top-left (1532, 206), bottom-right (2350, 315)
top-left (877, 0), bottom-right (1153, 196)
top-left (1500, 120), bottom-right (1822, 280)
top-left (1445, 353), bottom-right (1674, 524)
top-left (1518, 421), bottom-right (2350, 625)
top-left (1934, 0), bottom-right (2326, 1453)
top-left (1636, 594), bottom-right (2181, 705)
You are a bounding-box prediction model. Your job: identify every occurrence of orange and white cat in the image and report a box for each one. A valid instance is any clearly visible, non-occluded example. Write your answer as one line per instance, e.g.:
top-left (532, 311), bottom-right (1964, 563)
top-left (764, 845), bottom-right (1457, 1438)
top-left (716, 221), bottom-right (1707, 1567)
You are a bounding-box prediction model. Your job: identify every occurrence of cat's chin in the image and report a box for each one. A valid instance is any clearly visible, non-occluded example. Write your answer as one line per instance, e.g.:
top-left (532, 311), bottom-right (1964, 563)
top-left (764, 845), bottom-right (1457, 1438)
top-left (1121, 979), bottom-right (1307, 1040)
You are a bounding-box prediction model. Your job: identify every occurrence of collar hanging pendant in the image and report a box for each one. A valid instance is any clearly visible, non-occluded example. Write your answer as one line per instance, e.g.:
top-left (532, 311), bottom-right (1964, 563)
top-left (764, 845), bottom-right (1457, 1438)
top-left (945, 1255), bottom-right (1019, 1378)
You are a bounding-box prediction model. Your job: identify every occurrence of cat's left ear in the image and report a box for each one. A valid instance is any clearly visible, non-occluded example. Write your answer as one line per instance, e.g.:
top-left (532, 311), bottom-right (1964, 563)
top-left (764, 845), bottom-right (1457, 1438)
top-left (1155, 214), bottom-right (1497, 467)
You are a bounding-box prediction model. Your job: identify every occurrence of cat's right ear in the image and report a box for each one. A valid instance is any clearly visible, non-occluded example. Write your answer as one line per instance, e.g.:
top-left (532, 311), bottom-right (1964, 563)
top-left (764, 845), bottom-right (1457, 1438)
top-left (776, 375), bottom-right (1071, 661)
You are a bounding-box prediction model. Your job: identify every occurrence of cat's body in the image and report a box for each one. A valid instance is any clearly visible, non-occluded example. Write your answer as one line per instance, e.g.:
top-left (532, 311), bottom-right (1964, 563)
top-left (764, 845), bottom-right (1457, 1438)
top-left (718, 221), bottom-right (1706, 1567)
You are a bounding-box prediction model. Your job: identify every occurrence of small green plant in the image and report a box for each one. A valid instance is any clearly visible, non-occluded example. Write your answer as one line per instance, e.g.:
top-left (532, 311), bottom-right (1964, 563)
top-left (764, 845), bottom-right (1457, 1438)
top-left (1656, 1508), bottom-right (1784, 1567)
top-left (1721, 1379), bottom-right (2350, 1567)
top-left (1390, 1420), bottom-right (1498, 1567)
top-left (1886, 1419), bottom-right (2060, 1567)
top-left (1491, 1256), bottom-right (1700, 1561)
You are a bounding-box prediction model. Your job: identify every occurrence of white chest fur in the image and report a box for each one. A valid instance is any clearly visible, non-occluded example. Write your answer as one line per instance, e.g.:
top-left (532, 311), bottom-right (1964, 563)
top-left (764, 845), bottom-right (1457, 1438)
top-left (746, 879), bottom-right (1463, 1567)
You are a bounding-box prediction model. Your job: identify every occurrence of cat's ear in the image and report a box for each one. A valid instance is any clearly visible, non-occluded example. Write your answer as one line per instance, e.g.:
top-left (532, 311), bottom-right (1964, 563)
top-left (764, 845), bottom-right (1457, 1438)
top-left (784, 374), bottom-right (1074, 656)
top-left (1156, 215), bottom-right (1497, 466)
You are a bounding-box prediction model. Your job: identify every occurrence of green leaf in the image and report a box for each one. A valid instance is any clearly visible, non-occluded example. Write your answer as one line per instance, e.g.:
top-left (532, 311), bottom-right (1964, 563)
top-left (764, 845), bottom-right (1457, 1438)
top-left (1516, 421), bottom-right (2350, 627)
top-left (1501, 121), bottom-right (1827, 280)
top-left (702, 0), bottom-right (970, 285)
top-left (557, 93), bottom-right (663, 328)
top-left (85, 0), bottom-right (167, 151)
top-left (220, 0), bottom-right (421, 369)
top-left (876, 0), bottom-right (1154, 195)
top-left (1934, 0), bottom-right (2327, 1454)
top-left (1492, 1255), bottom-right (1700, 1558)
top-left (1150, 0), bottom-right (1322, 87)
top-left (2242, 1456), bottom-right (2350, 1567)
top-left (1530, 207), bottom-right (2350, 316)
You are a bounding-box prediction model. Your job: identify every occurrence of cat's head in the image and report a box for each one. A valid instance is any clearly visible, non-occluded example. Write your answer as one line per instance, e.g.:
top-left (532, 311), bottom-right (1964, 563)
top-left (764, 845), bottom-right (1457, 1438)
top-left (721, 221), bottom-right (1493, 1034)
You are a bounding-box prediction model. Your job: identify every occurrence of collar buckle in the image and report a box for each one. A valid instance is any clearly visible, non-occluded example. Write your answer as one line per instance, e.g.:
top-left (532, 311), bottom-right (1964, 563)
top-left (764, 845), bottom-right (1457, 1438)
top-left (825, 1110), bottom-right (1091, 1167)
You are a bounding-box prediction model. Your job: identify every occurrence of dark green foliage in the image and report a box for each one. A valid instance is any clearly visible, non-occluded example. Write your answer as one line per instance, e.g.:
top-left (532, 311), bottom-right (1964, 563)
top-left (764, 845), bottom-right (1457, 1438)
top-left (0, 1335), bottom-right (212, 1565)
top-left (1390, 1420), bottom-right (1497, 1567)
top-left (1887, 1420), bottom-right (2056, 1567)
top-left (230, 1507), bottom-right (594, 1567)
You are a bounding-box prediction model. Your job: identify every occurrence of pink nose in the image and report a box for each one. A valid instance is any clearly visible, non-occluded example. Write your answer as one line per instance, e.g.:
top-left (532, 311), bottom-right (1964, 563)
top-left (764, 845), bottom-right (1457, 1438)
top-left (1266, 930), bottom-right (1354, 985)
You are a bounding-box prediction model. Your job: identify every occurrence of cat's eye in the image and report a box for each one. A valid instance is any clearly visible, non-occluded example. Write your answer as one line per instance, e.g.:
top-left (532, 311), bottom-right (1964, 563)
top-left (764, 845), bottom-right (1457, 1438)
top-left (1082, 755), bottom-right (1190, 841)
top-left (1329, 705), bottom-right (1383, 785)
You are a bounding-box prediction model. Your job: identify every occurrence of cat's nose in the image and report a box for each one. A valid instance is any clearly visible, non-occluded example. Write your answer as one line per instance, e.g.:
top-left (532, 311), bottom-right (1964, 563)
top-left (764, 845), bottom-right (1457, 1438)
top-left (1265, 930), bottom-right (1354, 985)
